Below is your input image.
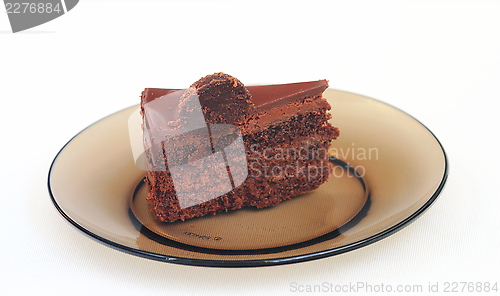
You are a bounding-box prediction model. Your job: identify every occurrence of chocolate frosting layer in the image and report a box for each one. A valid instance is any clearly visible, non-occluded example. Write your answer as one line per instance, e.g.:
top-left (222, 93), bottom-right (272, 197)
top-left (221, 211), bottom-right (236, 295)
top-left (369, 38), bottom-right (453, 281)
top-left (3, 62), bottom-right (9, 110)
top-left (142, 79), bottom-right (328, 118)
top-left (248, 80), bottom-right (328, 111)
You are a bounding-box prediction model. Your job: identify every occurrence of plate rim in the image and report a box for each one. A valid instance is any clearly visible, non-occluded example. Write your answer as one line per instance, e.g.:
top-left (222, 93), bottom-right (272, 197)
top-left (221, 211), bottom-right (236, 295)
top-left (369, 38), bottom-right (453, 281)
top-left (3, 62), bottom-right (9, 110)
top-left (47, 88), bottom-right (449, 267)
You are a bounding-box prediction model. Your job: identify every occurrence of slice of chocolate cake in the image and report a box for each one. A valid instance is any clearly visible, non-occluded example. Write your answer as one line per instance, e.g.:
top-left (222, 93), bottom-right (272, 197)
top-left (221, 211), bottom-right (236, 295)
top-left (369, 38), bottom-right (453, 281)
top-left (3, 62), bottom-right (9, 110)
top-left (140, 73), bottom-right (339, 222)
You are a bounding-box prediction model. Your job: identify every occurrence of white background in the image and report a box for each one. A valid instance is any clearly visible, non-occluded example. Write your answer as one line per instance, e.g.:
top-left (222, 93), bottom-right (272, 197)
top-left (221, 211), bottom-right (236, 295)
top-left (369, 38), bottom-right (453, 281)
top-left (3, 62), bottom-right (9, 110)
top-left (1, 0), bottom-right (499, 295)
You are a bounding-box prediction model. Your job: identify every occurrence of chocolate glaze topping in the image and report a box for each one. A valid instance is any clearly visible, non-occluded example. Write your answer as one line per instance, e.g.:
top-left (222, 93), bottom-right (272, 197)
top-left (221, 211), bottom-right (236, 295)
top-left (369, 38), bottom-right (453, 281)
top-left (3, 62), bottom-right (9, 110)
top-left (141, 75), bottom-right (328, 120)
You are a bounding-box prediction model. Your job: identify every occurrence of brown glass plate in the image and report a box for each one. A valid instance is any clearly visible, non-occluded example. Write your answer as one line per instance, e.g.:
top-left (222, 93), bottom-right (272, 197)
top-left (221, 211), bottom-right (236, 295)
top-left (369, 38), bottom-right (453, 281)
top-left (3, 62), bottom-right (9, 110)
top-left (48, 89), bottom-right (448, 267)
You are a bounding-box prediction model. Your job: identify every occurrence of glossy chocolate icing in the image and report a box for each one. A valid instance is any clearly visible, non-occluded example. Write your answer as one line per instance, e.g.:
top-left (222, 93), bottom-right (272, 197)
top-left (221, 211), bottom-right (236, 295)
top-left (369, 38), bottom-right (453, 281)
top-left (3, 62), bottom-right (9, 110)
top-left (141, 80), bottom-right (328, 114)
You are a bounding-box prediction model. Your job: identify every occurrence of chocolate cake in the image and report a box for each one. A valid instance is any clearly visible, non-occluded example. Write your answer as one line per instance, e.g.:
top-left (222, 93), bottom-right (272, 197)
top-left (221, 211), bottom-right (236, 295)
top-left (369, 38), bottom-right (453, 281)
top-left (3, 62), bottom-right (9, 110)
top-left (140, 73), bottom-right (339, 222)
